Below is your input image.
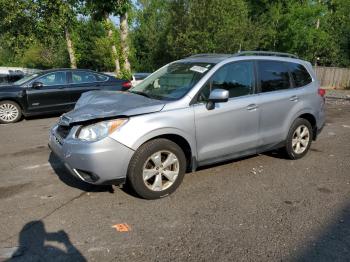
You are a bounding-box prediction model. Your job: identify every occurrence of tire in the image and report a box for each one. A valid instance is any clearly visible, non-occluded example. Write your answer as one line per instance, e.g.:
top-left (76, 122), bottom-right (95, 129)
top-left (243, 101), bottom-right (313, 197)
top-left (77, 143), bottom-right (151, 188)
top-left (0, 100), bottom-right (22, 124)
top-left (127, 138), bottom-right (187, 199)
top-left (284, 118), bottom-right (313, 160)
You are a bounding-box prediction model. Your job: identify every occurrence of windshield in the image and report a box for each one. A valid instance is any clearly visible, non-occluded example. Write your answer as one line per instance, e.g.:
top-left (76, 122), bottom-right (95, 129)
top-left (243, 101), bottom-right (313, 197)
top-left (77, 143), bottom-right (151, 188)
top-left (129, 62), bottom-right (214, 101)
top-left (13, 73), bottom-right (39, 85)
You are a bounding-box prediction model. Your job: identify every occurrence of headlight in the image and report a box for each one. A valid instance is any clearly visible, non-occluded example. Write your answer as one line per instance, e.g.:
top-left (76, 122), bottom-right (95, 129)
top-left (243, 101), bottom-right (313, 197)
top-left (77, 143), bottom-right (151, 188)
top-left (77, 119), bottom-right (128, 141)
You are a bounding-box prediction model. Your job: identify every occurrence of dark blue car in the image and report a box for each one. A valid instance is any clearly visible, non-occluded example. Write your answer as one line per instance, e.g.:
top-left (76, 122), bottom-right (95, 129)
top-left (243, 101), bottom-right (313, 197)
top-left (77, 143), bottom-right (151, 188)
top-left (0, 69), bottom-right (130, 123)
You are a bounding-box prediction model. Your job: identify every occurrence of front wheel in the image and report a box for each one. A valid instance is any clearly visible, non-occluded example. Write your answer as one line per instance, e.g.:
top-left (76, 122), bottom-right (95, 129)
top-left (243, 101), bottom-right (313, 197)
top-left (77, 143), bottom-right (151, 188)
top-left (127, 138), bottom-right (187, 199)
top-left (0, 101), bottom-right (22, 124)
top-left (285, 118), bottom-right (313, 159)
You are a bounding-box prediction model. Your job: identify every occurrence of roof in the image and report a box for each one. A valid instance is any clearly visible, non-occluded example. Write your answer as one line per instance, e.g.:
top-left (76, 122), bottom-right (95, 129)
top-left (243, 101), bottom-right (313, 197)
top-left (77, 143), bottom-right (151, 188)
top-left (180, 54), bottom-right (234, 64)
top-left (39, 68), bottom-right (96, 74)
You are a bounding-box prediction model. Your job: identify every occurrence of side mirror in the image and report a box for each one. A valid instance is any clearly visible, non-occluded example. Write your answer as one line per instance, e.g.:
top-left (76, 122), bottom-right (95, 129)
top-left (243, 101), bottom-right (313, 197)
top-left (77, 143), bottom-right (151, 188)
top-left (32, 81), bottom-right (43, 89)
top-left (206, 88), bottom-right (229, 110)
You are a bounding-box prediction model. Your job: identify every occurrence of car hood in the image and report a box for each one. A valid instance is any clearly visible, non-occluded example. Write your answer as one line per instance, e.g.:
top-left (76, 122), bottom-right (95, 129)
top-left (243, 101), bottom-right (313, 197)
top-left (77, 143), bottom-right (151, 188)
top-left (59, 91), bottom-right (166, 125)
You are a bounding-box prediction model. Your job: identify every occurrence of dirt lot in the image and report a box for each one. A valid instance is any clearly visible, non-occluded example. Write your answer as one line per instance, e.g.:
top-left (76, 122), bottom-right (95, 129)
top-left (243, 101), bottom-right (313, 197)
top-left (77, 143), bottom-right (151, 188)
top-left (0, 101), bottom-right (349, 262)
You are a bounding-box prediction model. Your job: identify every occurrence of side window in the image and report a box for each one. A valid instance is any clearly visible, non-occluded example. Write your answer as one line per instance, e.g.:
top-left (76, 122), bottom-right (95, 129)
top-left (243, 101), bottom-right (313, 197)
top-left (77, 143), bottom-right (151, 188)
top-left (72, 71), bottom-right (97, 84)
top-left (288, 62), bottom-right (312, 88)
top-left (36, 72), bottom-right (67, 86)
top-left (94, 73), bottom-right (109, 82)
top-left (198, 61), bottom-right (255, 101)
top-left (258, 61), bottom-right (291, 92)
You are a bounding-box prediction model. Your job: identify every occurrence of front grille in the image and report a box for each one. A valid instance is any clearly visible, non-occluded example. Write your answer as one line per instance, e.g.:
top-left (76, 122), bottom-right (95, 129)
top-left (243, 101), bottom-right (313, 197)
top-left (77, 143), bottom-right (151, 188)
top-left (56, 125), bottom-right (72, 139)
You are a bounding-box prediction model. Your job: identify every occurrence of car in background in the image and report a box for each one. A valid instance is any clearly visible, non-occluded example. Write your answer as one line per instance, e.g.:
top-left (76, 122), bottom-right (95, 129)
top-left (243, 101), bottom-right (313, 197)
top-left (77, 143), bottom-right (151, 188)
top-left (0, 69), bottom-right (130, 123)
top-left (131, 73), bottom-right (151, 87)
top-left (0, 70), bottom-right (25, 86)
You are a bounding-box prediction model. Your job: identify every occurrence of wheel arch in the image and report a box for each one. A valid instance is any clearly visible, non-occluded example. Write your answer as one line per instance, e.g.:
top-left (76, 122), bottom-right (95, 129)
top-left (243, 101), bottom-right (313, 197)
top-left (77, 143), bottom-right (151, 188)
top-left (297, 113), bottom-right (317, 140)
top-left (134, 132), bottom-right (196, 172)
top-left (0, 98), bottom-right (24, 110)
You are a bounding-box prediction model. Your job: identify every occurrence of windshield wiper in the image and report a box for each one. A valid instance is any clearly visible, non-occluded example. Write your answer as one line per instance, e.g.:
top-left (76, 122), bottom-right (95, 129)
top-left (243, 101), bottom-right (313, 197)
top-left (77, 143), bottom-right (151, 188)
top-left (129, 90), bottom-right (152, 99)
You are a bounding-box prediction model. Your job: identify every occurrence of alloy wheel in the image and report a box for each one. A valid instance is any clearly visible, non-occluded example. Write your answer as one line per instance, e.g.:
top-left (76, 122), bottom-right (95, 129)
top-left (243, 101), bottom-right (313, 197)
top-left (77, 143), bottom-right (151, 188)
top-left (142, 150), bottom-right (180, 192)
top-left (292, 125), bottom-right (310, 154)
top-left (0, 103), bottom-right (19, 123)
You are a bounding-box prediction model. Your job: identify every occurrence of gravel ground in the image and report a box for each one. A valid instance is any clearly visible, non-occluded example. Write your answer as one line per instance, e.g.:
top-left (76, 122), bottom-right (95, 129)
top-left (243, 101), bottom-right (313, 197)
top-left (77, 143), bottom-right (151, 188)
top-left (0, 101), bottom-right (349, 262)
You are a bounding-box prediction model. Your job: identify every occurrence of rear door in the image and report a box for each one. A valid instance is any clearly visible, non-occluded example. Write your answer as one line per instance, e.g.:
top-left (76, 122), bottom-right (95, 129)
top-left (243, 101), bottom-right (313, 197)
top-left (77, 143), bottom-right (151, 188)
top-left (193, 61), bottom-right (260, 164)
top-left (256, 60), bottom-right (298, 147)
top-left (68, 71), bottom-right (106, 107)
top-left (26, 71), bottom-right (70, 113)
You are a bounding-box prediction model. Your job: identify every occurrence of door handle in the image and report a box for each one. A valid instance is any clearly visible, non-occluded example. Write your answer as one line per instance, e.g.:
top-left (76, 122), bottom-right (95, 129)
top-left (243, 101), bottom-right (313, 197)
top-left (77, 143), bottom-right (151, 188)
top-left (246, 104), bottom-right (258, 111)
top-left (289, 95), bottom-right (299, 102)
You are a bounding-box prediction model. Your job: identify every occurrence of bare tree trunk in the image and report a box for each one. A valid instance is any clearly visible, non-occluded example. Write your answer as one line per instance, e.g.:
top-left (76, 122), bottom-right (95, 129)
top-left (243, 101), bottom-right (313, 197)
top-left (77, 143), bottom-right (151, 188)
top-left (65, 28), bottom-right (77, 69)
top-left (105, 14), bottom-right (120, 76)
top-left (120, 12), bottom-right (131, 72)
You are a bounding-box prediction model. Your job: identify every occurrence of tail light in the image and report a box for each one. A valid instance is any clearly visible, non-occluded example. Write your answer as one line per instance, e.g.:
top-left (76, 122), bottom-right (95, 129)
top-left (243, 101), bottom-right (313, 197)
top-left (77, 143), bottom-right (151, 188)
top-left (122, 81), bottom-right (132, 89)
top-left (318, 88), bottom-right (326, 97)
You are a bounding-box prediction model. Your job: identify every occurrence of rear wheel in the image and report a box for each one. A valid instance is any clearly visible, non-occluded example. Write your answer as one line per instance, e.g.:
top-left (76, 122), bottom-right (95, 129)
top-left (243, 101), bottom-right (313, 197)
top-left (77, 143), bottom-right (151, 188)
top-left (127, 138), bottom-right (186, 199)
top-left (285, 118), bottom-right (313, 159)
top-left (0, 101), bottom-right (22, 124)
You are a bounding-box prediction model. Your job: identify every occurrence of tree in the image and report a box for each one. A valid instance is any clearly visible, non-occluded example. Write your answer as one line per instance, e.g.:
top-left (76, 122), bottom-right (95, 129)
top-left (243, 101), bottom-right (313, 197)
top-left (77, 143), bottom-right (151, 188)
top-left (73, 19), bottom-right (116, 71)
top-left (132, 0), bottom-right (171, 71)
top-left (36, 0), bottom-right (80, 68)
top-left (0, 0), bottom-right (77, 68)
top-left (132, 0), bottom-right (255, 69)
top-left (248, 0), bottom-right (342, 65)
top-left (325, 0), bottom-right (350, 66)
top-left (86, 0), bottom-right (132, 77)
top-left (0, 0), bottom-right (40, 64)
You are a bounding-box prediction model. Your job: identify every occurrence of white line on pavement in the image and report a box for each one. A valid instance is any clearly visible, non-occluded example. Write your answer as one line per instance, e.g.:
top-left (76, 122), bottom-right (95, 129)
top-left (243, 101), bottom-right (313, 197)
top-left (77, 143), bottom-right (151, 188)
top-left (23, 163), bottom-right (51, 170)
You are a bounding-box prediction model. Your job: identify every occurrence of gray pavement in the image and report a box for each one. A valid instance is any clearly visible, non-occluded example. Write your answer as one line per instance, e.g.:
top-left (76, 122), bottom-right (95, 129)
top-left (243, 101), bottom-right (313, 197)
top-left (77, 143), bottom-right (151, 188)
top-left (0, 101), bottom-right (349, 262)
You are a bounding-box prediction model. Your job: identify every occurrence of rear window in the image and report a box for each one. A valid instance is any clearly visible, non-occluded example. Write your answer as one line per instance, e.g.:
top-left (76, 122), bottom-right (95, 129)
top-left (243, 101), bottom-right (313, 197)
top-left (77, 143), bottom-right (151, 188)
top-left (288, 62), bottom-right (312, 88)
top-left (95, 73), bottom-right (109, 82)
top-left (258, 61), bottom-right (291, 92)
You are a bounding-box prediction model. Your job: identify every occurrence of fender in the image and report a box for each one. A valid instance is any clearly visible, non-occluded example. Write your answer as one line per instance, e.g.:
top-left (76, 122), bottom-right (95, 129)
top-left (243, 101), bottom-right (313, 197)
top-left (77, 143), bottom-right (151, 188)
top-left (0, 87), bottom-right (27, 112)
top-left (130, 127), bottom-right (198, 161)
top-left (283, 106), bottom-right (316, 140)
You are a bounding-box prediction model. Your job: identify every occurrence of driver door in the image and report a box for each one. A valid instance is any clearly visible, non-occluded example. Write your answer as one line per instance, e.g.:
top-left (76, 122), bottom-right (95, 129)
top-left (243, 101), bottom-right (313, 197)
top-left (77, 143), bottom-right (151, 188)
top-left (193, 61), bottom-right (260, 165)
top-left (26, 71), bottom-right (70, 113)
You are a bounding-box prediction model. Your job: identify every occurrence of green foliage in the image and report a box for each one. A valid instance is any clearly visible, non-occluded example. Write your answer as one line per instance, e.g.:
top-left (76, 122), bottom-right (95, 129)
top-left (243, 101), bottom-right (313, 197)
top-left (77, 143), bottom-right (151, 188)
top-left (131, 0), bottom-right (171, 71)
top-left (21, 42), bottom-right (70, 69)
top-left (85, 0), bottom-right (132, 19)
top-left (0, 0), bottom-right (349, 71)
top-left (132, 0), bottom-right (258, 71)
top-left (253, 1), bottom-right (339, 65)
top-left (73, 19), bottom-right (116, 71)
top-left (325, 0), bottom-right (350, 66)
top-left (0, 0), bottom-right (77, 68)
top-left (170, 0), bottom-right (256, 56)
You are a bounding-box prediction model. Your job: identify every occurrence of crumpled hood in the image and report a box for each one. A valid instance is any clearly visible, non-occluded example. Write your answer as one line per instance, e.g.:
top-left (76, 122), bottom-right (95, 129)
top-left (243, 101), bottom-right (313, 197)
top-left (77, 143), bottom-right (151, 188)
top-left (59, 91), bottom-right (165, 125)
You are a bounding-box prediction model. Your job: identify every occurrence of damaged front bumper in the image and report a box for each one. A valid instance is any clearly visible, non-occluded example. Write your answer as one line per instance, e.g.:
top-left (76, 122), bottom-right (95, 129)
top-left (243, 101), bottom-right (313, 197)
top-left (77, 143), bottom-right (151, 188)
top-left (48, 124), bottom-right (134, 185)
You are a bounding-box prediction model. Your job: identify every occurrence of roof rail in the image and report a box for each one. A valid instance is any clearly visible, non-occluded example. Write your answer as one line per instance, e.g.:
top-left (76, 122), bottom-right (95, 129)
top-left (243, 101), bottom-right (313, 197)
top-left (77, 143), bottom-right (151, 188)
top-left (234, 51), bottom-right (298, 59)
top-left (188, 53), bottom-right (231, 58)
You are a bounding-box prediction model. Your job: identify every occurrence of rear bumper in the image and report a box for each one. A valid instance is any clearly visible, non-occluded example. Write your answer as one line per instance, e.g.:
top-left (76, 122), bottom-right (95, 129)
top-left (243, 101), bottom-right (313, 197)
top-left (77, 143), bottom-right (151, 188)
top-left (49, 125), bottom-right (134, 185)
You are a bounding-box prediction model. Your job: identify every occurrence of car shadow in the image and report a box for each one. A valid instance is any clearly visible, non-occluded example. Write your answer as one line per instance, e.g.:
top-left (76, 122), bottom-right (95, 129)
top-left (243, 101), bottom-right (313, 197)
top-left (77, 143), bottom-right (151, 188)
top-left (195, 154), bottom-right (260, 172)
top-left (4, 220), bottom-right (86, 261)
top-left (48, 153), bottom-right (114, 193)
top-left (262, 149), bottom-right (290, 160)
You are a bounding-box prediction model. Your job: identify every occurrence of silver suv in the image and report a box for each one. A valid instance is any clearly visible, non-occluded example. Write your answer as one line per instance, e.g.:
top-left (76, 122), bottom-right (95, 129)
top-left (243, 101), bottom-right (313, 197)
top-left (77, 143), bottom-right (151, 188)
top-left (49, 51), bottom-right (326, 199)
